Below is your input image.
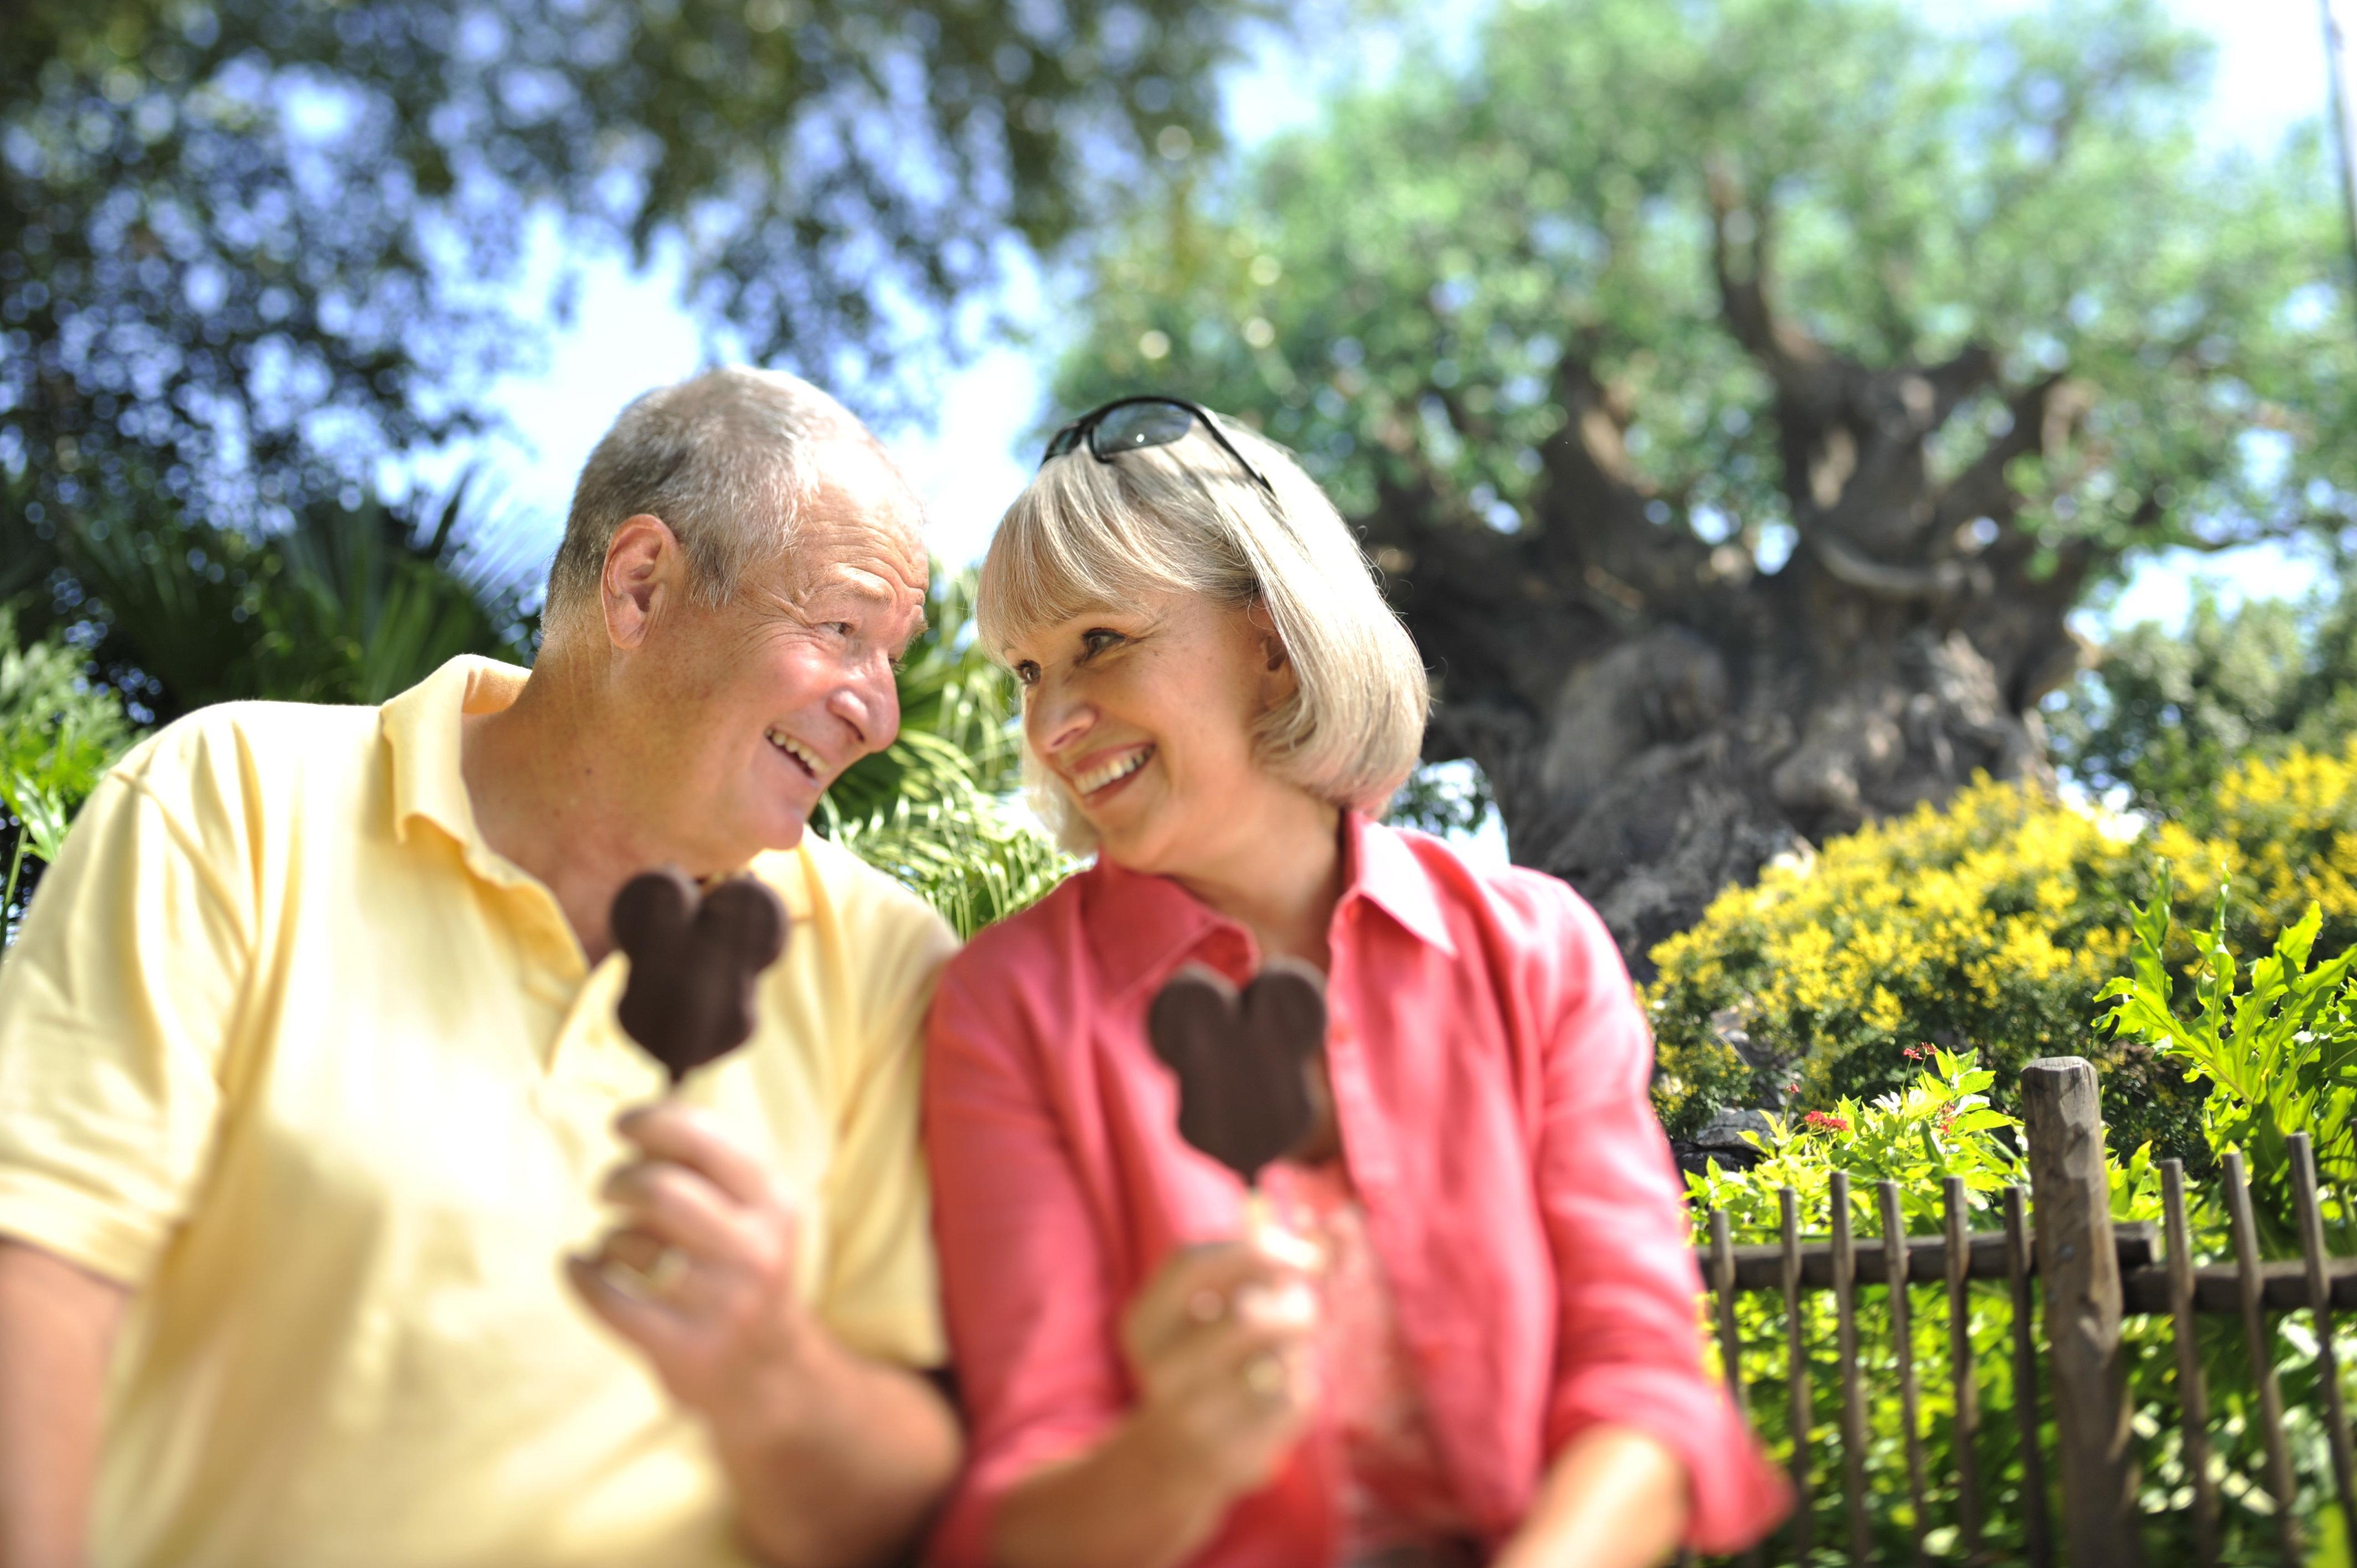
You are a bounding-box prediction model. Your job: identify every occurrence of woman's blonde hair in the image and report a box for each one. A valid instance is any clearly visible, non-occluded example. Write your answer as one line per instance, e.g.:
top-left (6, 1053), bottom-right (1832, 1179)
top-left (979, 409), bottom-right (1429, 850)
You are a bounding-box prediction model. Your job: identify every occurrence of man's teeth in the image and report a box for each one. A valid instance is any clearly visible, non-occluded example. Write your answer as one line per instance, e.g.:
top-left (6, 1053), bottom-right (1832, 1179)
top-left (1075, 749), bottom-right (1151, 794)
top-left (766, 728), bottom-right (822, 775)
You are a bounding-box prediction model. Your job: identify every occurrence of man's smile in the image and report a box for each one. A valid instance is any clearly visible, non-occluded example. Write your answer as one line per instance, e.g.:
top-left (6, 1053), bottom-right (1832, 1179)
top-left (766, 726), bottom-right (826, 782)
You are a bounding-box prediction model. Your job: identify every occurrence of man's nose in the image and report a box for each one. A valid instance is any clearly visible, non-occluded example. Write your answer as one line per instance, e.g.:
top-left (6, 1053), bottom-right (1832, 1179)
top-left (830, 658), bottom-right (900, 754)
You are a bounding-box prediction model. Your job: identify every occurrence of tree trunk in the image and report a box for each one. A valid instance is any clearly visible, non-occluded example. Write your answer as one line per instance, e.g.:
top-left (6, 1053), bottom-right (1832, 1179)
top-left (1367, 173), bottom-right (2099, 976)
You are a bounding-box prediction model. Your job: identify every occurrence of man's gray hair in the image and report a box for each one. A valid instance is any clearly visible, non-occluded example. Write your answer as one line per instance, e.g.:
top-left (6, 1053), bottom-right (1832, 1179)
top-left (546, 366), bottom-right (892, 620)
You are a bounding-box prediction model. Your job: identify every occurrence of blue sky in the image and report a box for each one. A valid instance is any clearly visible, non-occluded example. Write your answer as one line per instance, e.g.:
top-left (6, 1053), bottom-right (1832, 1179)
top-left (403, 0), bottom-right (2340, 635)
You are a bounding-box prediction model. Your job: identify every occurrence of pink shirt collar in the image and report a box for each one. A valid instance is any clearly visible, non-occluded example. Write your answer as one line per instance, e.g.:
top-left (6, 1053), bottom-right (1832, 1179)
top-left (1082, 812), bottom-right (1458, 999)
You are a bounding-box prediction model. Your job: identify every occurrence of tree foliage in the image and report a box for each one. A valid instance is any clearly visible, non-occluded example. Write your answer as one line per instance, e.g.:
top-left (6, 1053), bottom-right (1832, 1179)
top-left (1045, 0), bottom-right (2354, 960)
top-left (2049, 573), bottom-right (2357, 822)
top-left (3, 0), bottom-right (1278, 545)
top-left (1, 469), bottom-right (537, 722)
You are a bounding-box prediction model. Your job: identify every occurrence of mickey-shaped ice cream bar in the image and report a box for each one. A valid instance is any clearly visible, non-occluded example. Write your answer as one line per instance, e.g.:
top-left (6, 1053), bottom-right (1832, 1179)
top-left (610, 868), bottom-right (789, 1084)
top-left (1146, 957), bottom-right (1336, 1185)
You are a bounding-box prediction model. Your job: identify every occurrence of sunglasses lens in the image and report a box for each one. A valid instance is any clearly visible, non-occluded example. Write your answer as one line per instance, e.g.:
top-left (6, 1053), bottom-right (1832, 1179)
top-left (1092, 400), bottom-right (1197, 455)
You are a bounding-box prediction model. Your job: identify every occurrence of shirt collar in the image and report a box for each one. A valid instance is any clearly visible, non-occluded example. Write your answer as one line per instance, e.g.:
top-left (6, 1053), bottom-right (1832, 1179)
top-left (1344, 813), bottom-right (1458, 958)
top-left (383, 654), bottom-right (528, 854)
top-left (379, 654), bottom-right (817, 919)
top-left (1084, 812), bottom-right (1457, 998)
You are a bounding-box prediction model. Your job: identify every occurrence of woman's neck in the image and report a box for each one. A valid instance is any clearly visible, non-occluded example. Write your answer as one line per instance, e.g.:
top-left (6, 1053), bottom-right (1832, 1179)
top-left (1166, 795), bottom-right (1349, 971)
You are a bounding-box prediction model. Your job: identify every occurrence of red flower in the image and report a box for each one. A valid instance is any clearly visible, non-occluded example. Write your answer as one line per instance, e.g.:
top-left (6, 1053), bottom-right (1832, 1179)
top-left (1902, 1043), bottom-right (1932, 1062)
top-left (1803, 1110), bottom-right (1851, 1134)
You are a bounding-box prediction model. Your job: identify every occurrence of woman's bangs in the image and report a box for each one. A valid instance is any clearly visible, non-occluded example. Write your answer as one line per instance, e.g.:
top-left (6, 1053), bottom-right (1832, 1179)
top-left (978, 459), bottom-right (1191, 653)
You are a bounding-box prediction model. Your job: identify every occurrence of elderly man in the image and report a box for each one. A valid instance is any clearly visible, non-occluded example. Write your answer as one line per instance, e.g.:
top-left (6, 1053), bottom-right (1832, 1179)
top-left (0, 369), bottom-right (962, 1567)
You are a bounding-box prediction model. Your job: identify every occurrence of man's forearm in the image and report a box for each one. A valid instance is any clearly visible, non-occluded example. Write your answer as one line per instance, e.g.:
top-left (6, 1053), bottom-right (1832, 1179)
top-left (709, 1324), bottom-right (961, 1568)
top-left (0, 1240), bottom-right (127, 1568)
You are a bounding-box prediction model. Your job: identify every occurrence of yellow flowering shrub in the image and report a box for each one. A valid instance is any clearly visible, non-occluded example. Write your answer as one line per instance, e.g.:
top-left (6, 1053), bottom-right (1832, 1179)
top-left (1647, 739), bottom-right (2357, 1162)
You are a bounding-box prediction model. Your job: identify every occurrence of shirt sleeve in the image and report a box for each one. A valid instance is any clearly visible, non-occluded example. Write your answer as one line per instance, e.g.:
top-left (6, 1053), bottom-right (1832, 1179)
top-left (0, 764), bottom-right (250, 1286)
top-left (811, 881), bottom-right (960, 1369)
top-left (1526, 881), bottom-right (1789, 1555)
top-left (921, 949), bottom-right (1129, 1568)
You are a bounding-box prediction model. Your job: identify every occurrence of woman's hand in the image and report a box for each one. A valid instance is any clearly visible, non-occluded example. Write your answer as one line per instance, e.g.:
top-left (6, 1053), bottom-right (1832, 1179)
top-left (1115, 1235), bottom-right (1321, 1500)
top-left (990, 1232), bottom-right (1323, 1568)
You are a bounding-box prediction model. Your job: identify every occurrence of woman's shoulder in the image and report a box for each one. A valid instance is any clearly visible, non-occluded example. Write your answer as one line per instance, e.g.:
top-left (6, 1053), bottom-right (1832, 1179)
top-left (937, 865), bottom-right (1093, 994)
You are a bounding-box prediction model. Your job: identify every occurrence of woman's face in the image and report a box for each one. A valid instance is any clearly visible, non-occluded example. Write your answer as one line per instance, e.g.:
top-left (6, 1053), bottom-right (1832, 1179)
top-left (1005, 586), bottom-right (1302, 878)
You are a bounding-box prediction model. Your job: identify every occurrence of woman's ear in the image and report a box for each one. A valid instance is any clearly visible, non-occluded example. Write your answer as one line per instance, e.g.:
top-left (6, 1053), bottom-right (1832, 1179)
top-left (1246, 595), bottom-right (1288, 673)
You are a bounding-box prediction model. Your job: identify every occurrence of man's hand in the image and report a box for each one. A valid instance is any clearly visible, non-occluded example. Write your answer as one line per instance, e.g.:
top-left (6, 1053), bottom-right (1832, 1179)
top-left (569, 1102), bottom-right (807, 1418)
top-left (566, 1104), bottom-right (959, 1568)
top-left (0, 1239), bottom-right (127, 1568)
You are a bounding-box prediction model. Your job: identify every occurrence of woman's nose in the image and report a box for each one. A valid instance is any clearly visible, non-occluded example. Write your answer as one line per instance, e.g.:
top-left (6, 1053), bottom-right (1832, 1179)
top-left (1027, 678), bottom-right (1094, 760)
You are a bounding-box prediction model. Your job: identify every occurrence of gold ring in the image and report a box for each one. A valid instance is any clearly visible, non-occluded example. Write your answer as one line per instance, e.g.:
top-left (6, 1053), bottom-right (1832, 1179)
top-left (603, 1243), bottom-right (689, 1301)
top-left (1242, 1352), bottom-right (1286, 1399)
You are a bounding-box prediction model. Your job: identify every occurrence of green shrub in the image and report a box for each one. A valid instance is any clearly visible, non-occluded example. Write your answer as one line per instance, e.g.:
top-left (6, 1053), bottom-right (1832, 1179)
top-left (1650, 745), bottom-right (2357, 1168)
top-left (1687, 1051), bottom-right (2166, 1563)
top-left (1646, 777), bottom-right (2198, 1159)
top-left (1, 608), bottom-right (140, 941)
top-left (2099, 869), bottom-right (2357, 1255)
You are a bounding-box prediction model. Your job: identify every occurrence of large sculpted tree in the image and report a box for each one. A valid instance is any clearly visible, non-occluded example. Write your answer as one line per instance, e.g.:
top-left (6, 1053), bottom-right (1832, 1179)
top-left (1055, 0), bottom-right (2355, 969)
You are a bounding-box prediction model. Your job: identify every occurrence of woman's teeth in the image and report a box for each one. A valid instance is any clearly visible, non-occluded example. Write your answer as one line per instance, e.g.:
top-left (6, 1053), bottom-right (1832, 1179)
top-left (1074, 747), bottom-right (1151, 795)
top-left (766, 728), bottom-right (822, 777)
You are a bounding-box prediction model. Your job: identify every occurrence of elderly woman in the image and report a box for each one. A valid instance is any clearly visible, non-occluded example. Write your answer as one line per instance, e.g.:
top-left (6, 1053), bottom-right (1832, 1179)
top-left (923, 396), bottom-right (1786, 1568)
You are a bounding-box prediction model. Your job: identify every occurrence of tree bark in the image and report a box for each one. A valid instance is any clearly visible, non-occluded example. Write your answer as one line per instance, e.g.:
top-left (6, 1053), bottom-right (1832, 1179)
top-left (1369, 174), bottom-right (2108, 974)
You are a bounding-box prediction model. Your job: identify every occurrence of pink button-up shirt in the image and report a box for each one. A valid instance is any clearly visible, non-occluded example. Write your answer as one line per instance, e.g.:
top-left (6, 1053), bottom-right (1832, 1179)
top-left (923, 816), bottom-right (1788, 1566)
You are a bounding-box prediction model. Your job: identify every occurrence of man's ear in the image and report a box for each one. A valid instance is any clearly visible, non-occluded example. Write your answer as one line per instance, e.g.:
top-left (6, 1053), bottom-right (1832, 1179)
top-left (602, 515), bottom-right (681, 652)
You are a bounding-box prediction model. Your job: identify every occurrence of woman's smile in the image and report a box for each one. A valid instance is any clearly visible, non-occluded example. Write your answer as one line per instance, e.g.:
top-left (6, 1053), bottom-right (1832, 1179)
top-left (1069, 744), bottom-right (1156, 799)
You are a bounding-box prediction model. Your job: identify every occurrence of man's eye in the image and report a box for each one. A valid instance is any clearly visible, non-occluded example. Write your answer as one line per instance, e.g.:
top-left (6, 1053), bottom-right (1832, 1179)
top-left (831, 621), bottom-right (856, 638)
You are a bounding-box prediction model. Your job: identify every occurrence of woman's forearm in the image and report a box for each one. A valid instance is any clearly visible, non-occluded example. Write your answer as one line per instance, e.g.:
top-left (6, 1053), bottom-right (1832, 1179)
top-left (989, 1415), bottom-right (1236, 1568)
top-left (1491, 1425), bottom-right (1692, 1568)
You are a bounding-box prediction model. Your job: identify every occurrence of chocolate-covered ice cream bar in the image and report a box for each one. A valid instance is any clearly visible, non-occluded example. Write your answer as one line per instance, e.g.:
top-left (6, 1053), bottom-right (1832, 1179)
top-left (1146, 958), bottom-right (1335, 1185)
top-left (610, 868), bottom-right (789, 1084)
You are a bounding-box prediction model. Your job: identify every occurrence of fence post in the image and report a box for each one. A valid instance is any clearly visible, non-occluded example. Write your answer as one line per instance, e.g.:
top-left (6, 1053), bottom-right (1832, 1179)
top-left (2020, 1057), bottom-right (2144, 1568)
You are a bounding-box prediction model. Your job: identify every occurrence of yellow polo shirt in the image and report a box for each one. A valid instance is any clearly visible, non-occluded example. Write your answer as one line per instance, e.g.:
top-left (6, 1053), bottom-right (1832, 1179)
top-left (0, 656), bottom-right (957, 1568)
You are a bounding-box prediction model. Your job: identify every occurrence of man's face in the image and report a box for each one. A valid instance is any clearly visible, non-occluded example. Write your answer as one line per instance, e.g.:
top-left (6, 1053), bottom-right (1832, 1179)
top-left (622, 455), bottom-right (929, 870)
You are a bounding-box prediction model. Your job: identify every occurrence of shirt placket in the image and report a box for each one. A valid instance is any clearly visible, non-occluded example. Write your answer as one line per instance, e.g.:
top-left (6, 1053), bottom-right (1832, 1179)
top-left (1327, 893), bottom-right (1481, 1533)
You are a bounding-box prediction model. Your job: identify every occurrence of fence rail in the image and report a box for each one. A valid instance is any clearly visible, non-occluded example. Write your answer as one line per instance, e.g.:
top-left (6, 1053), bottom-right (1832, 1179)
top-left (1686, 1055), bottom-right (2356, 1568)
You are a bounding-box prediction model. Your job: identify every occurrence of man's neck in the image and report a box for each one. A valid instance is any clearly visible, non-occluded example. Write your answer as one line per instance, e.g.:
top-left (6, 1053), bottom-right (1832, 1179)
top-left (459, 649), bottom-right (728, 965)
top-left (1167, 796), bottom-right (1347, 972)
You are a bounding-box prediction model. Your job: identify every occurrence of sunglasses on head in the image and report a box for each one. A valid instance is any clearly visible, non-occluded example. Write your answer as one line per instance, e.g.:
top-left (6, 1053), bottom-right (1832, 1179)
top-left (1039, 395), bottom-right (1276, 497)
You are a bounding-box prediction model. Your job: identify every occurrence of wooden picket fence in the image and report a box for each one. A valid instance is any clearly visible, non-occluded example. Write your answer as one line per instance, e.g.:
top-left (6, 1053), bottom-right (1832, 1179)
top-left (1686, 1056), bottom-right (2356, 1567)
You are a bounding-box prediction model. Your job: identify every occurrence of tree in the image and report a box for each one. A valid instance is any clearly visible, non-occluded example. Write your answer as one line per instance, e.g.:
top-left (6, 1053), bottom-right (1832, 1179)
top-left (1051, 0), bottom-right (2356, 970)
top-left (2, 0), bottom-right (1280, 561)
top-left (2049, 571), bottom-right (2357, 823)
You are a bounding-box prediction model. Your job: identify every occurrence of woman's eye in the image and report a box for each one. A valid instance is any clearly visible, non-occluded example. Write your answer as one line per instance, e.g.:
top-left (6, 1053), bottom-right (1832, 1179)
top-left (1080, 628), bottom-right (1123, 658)
top-left (1013, 661), bottom-right (1040, 686)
